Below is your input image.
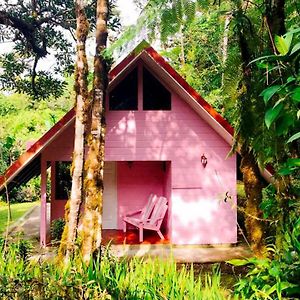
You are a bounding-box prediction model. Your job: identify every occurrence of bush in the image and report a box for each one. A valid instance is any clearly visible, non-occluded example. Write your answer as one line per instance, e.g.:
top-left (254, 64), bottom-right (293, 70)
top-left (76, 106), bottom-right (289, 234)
top-left (51, 218), bottom-right (65, 241)
top-left (230, 215), bottom-right (300, 300)
top-left (0, 240), bottom-right (231, 299)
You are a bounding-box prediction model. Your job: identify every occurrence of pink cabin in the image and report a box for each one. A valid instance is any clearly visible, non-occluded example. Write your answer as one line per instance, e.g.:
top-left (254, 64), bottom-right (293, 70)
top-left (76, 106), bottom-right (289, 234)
top-left (0, 42), bottom-right (240, 247)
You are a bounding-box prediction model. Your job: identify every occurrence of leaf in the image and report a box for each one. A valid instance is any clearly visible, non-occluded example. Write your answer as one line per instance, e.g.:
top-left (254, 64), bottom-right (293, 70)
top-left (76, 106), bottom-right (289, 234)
top-left (287, 132), bottom-right (300, 143)
top-left (257, 62), bottom-right (269, 69)
top-left (291, 42), bottom-right (300, 55)
top-left (284, 27), bottom-right (300, 35)
top-left (4, 136), bottom-right (15, 149)
top-left (291, 87), bottom-right (300, 103)
top-left (265, 103), bottom-right (283, 128)
top-left (269, 265), bottom-right (280, 277)
top-left (279, 282), bottom-right (298, 291)
top-left (278, 167), bottom-right (294, 176)
top-left (260, 85), bottom-right (282, 104)
top-left (276, 114), bottom-right (294, 136)
top-left (227, 259), bottom-right (250, 266)
top-left (287, 76), bottom-right (295, 83)
top-left (287, 158), bottom-right (300, 167)
top-left (250, 54), bottom-right (279, 65)
top-left (275, 34), bottom-right (292, 55)
top-left (284, 32), bottom-right (293, 51)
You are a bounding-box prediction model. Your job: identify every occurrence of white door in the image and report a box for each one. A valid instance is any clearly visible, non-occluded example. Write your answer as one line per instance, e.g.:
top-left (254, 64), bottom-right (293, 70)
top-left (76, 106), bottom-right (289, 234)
top-left (103, 162), bottom-right (117, 229)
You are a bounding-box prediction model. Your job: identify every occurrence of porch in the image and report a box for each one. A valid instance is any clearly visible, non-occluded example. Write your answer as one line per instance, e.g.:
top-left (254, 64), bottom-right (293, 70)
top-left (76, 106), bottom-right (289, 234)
top-left (9, 204), bottom-right (251, 262)
top-left (40, 160), bottom-right (171, 246)
top-left (102, 230), bottom-right (251, 263)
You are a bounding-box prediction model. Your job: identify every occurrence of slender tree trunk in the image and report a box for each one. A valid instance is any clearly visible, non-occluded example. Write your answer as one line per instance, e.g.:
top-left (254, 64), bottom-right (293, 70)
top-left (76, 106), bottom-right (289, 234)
top-left (265, 0), bottom-right (286, 36)
top-left (179, 24), bottom-right (185, 66)
top-left (237, 20), bottom-right (266, 256)
top-left (221, 13), bottom-right (231, 86)
top-left (240, 146), bottom-right (265, 256)
top-left (59, 0), bottom-right (89, 259)
top-left (80, 0), bottom-right (108, 263)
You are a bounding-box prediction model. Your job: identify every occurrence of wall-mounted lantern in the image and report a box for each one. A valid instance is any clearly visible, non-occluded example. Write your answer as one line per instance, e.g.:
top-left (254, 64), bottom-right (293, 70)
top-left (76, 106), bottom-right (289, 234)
top-left (201, 154), bottom-right (208, 168)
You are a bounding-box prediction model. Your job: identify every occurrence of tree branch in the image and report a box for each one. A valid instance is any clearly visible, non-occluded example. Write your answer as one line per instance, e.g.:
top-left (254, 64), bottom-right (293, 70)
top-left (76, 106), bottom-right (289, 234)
top-left (0, 10), bottom-right (48, 57)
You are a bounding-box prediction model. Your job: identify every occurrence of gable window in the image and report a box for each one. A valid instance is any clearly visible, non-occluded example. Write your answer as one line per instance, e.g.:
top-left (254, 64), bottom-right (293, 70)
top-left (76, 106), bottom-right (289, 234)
top-left (55, 161), bottom-right (71, 200)
top-left (109, 67), bottom-right (138, 110)
top-left (143, 67), bottom-right (171, 110)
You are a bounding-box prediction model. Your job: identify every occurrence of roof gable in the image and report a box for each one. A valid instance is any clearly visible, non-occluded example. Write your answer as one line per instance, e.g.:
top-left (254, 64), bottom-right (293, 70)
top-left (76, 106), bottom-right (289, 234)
top-left (109, 41), bottom-right (234, 142)
top-left (0, 41), bottom-right (271, 191)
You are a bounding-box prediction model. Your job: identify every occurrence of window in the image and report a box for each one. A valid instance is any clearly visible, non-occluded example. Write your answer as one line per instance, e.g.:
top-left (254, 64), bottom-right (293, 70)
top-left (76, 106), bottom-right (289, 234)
top-left (143, 67), bottom-right (171, 110)
top-left (55, 161), bottom-right (71, 200)
top-left (109, 67), bottom-right (138, 110)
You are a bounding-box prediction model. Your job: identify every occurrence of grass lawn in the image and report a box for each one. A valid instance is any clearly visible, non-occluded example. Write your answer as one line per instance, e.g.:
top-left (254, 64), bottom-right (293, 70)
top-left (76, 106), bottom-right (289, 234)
top-left (0, 202), bottom-right (38, 234)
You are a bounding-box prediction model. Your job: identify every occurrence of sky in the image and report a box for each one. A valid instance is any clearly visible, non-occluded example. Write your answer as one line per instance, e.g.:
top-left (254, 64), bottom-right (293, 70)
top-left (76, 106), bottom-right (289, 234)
top-left (117, 0), bottom-right (140, 26)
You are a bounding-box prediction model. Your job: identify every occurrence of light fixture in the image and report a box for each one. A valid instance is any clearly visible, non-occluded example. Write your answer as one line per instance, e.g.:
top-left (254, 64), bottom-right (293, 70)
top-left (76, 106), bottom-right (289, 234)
top-left (201, 154), bottom-right (207, 168)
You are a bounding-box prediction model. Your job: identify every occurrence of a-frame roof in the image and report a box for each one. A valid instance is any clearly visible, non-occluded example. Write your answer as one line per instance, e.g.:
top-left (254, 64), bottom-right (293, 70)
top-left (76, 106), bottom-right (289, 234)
top-left (0, 41), bottom-right (271, 192)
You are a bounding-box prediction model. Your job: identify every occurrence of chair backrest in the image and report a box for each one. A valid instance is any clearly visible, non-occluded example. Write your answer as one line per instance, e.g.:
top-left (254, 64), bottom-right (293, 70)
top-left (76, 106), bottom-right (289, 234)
top-left (148, 196), bottom-right (168, 227)
top-left (140, 194), bottom-right (158, 221)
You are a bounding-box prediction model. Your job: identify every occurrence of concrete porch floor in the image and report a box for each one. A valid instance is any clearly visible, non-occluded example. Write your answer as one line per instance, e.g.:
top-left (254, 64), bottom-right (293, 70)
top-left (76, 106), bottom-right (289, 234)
top-left (102, 230), bottom-right (252, 262)
top-left (109, 243), bottom-right (252, 263)
top-left (8, 204), bottom-right (252, 263)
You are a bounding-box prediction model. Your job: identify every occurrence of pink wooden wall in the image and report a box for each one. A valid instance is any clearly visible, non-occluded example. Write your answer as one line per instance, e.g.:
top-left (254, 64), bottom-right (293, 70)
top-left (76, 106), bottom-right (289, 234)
top-left (42, 60), bottom-right (236, 245)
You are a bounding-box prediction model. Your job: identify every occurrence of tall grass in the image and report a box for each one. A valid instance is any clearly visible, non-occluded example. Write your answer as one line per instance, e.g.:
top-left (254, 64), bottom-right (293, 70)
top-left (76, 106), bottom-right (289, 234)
top-left (0, 240), bottom-right (231, 299)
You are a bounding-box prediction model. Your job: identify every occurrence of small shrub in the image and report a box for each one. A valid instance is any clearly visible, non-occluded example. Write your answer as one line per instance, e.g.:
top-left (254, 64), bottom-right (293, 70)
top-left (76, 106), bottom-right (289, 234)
top-left (51, 218), bottom-right (65, 241)
top-left (230, 215), bottom-right (300, 300)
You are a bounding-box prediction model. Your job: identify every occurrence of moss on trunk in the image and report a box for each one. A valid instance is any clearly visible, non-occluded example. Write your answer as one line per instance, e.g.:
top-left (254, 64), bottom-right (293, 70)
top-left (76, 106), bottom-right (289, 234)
top-left (58, 0), bottom-right (89, 260)
top-left (240, 146), bottom-right (266, 257)
top-left (80, 0), bottom-right (108, 263)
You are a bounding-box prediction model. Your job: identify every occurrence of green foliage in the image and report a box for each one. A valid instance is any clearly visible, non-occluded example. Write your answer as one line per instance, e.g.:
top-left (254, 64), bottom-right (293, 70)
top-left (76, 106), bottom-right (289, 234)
top-left (0, 135), bottom-right (20, 175)
top-left (159, 11), bottom-right (234, 118)
top-left (0, 0), bottom-right (120, 101)
top-left (260, 185), bottom-right (279, 219)
top-left (230, 215), bottom-right (300, 300)
top-left (0, 238), bottom-right (33, 262)
top-left (7, 178), bottom-right (41, 203)
top-left (253, 26), bottom-right (300, 171)
top-left (0, 86), bottom-right (73, 203)
top-left (0, 85), bottom-right (73, 152)
top-left (0, 242), bottom-right (231, 299)
top-left (51, 218), bottom-right (66, 241)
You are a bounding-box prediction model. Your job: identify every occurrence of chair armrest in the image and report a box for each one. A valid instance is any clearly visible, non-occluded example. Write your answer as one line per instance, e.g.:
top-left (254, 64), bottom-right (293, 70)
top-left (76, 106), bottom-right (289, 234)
top-left (124, 209), bottom-right (142, 217)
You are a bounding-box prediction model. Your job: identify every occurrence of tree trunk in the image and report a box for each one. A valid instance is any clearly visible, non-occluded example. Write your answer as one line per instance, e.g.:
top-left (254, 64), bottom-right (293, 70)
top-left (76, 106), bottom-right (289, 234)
top-left (240, 146), bottom-right (265, 256)
top-left (59, 0), bottom-right (89, 260)
top-left (265, 0), bottom-right (286, 36)
top-left (80, 0), bottom-right (108, 263)
top-left (221, 13), bottom-right (231, 86)
top-left (236, 15), bottom-right (266, 255)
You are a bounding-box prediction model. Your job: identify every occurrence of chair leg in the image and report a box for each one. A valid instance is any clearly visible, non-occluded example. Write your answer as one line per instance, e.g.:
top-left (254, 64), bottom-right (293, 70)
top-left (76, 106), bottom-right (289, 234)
top-left (123, 221), bottom-right (126, 233)
top-left (139, 226), bottom-right (143, 243)
top-left (157, 230), bottom-right (165, 240)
